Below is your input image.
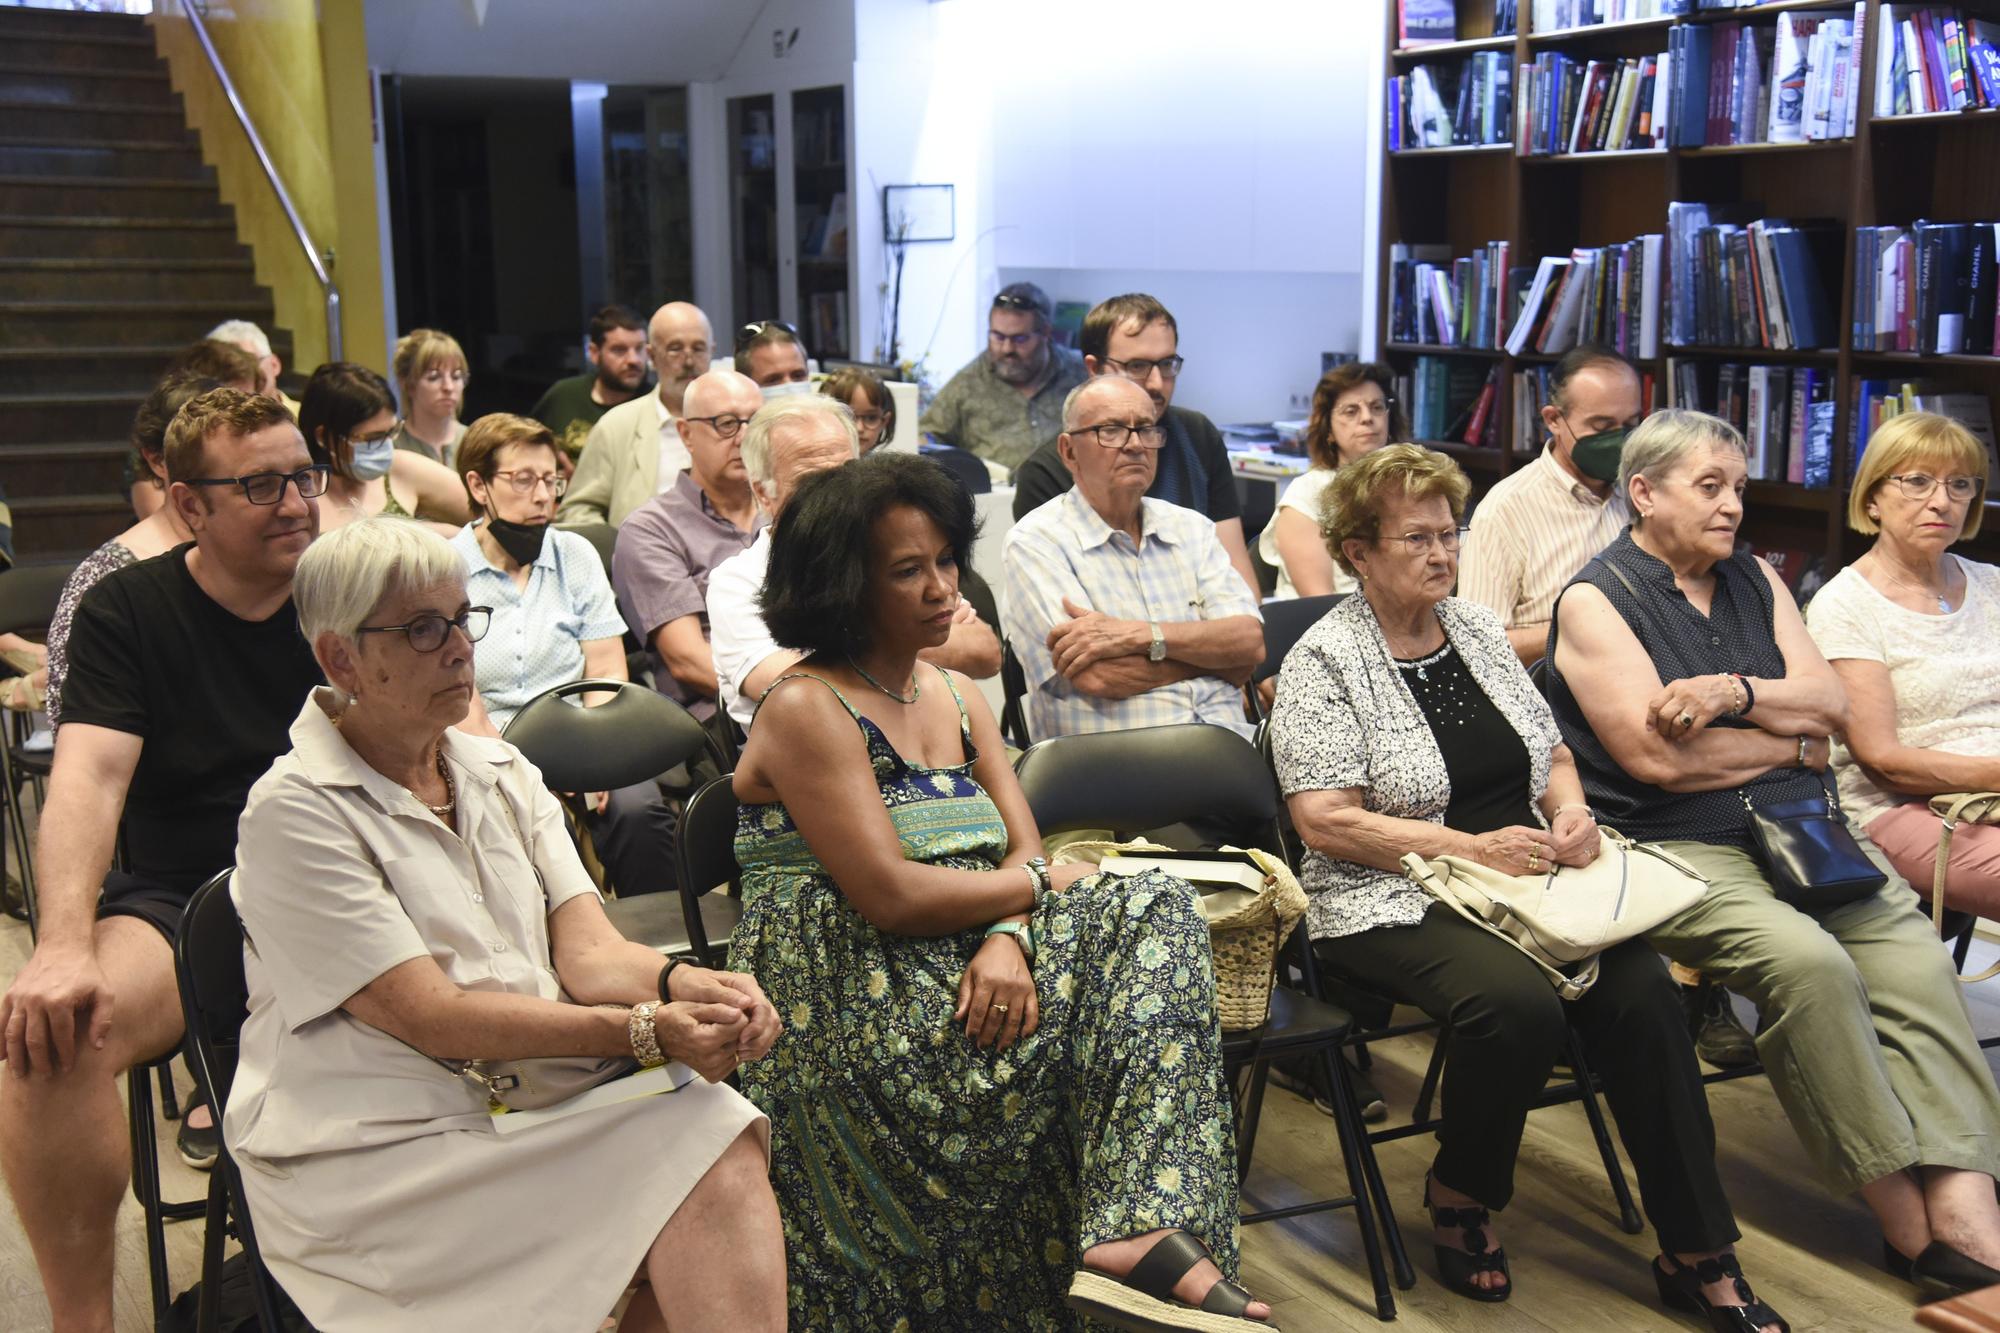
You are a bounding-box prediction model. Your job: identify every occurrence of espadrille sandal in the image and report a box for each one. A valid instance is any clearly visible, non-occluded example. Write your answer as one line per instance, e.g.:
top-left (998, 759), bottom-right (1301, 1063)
top-left (1065, 1230), bottom-right (1274, 1332)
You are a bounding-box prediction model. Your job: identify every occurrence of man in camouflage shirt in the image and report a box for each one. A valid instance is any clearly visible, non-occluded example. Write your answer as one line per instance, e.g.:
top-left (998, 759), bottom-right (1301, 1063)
top-left (918, 281), bottom-right (1086, 473)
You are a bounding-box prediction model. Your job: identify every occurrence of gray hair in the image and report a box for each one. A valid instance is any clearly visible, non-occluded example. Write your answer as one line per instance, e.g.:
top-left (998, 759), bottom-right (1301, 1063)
top-left (740, 395), bottom-right (857, 487)
top-left (1618, 408), bottom-right (1747, 513)
top-left (1061, 376), bottom-right (1146, 431)
top-left (293, 515), bottom-right (467, 645)
top-left (206, 319), bottom-right (272, 358)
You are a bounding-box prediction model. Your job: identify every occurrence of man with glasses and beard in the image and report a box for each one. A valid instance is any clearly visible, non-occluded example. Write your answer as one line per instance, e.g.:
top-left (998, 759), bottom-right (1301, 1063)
top-left (558, 301), bottom-right (715, 528)
top-left (919, 282), bottom-right (1087, 473)
top-left (0, 388), bottom-right (327, 1330)
top-left (1012, 293), bottom-right (1260, 601)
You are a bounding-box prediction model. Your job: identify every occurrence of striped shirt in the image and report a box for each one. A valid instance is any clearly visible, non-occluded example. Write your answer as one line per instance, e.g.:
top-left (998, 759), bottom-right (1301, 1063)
top-left (1002, 488), bottom-right (1261, 739)
top-left (1458, 444), bottom-right (1630, 647)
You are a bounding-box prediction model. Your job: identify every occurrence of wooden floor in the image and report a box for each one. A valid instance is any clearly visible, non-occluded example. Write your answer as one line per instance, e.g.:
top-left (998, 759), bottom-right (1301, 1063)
top-left (0, 902), bottom-right (1989, 1331)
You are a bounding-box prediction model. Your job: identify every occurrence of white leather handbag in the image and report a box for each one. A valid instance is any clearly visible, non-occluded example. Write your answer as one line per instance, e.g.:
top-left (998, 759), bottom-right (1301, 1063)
top-left (1400, 827), bottom-right (1709, 1000)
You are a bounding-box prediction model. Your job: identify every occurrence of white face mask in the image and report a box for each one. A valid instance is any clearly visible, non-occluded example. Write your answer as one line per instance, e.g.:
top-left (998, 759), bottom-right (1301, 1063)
top-left (347, 436), bottom-right (396, 481)
top-left (759, 380), bottom-right (814, 401)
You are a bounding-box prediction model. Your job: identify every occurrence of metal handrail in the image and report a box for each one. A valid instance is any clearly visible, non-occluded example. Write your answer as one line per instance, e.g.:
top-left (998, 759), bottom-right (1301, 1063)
top-left (177, 0), bottom-right (342, 360)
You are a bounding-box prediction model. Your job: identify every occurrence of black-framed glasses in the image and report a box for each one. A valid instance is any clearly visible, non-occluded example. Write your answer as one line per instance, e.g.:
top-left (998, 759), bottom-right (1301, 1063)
top-left (182, 464), bottom-right (331, 506)
top-left (1887, 472), bottom-right (1984, 502)
top-left (1071, 421), bottom-right (1167, 450)
top-left (356, 607), bottom-right (492, 654)
top-left (735, 319), bottom-right (799, 352)
top-left (347, 419), bottom-right (403, 446)
top-left (1102, 354), bottom-right (1185, 382)
top-left (684, 413), bottom-right (750, 439)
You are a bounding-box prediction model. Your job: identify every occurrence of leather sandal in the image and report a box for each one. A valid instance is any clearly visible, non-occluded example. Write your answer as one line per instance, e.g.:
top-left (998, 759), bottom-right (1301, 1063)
top-left (1421, 1170), bottom-right (1510, 1302)
top-left (1884, 1238), bottom-right (2000, 1301)
top-left (1066, 1230), bottom-right (1274, 1331)
top-left (1654, 1252), bottom-right (1789, 1332)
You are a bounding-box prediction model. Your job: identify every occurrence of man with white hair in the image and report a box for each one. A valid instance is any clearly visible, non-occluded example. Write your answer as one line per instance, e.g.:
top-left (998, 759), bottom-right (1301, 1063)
top-left (707, 396), bottom-right (1000, 729)
top-left (206, 318), bottom-right (296, 414)
top-left (558, 301), bottom-right (715, 528)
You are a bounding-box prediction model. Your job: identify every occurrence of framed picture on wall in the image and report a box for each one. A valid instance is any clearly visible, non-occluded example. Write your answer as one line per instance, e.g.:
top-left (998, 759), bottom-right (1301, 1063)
top-left (883, 184), bottom-right (954, 243)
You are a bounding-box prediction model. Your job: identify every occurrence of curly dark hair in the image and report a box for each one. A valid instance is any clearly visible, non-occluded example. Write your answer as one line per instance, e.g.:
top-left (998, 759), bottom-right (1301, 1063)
top-left (1302, 361), bottom-right (1404, 470)
top-left (760, 451), bottom-right (979, 658)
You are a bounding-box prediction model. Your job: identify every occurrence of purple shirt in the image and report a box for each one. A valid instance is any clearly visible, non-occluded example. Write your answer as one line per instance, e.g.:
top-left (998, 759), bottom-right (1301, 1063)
top-left (611, 470), bottom-right (764, 718)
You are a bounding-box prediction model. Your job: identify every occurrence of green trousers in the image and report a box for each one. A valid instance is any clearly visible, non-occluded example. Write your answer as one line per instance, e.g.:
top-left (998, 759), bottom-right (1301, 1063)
top-left (1649, 831), bottom-right (2000, 1195)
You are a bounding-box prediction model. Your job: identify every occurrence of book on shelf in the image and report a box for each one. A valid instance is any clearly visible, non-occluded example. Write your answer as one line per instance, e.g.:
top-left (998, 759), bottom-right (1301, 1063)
top-left (1519, 49), bottom-right (1671, 154)
top-left (1396, 356), bottom-right (1498, 444)
top-left (1765, 7), bottom-right (1864, 143)
top-left (1855, 221), bottom-right (2000, 354)
top-left (1529, 0), bottom-right (1690, 34)
top-left (1399, 0), bottom-right (1458, 46)
top-left (1389, 51), bottom-right (1514, 148)
top-left (1389, 241), bottom-right (1518, 348)
top-left (1664, 203), bottom-right (1840, 350)
top-left (1664, 8), bottom-right (1861, 149)
top-left (1665, 357), bottom-right (1835, 483)
top-left (1876, 8), bottom-right (2000, 116)
top-left (1851, 382), bottom-right (1999, 480)
top-left (1511, 363), bottom-right (1659, 452)
top-left (1495, 1), bottom-right (1520, 37)
top-left (1504, 234), bottom-right (1664, 358)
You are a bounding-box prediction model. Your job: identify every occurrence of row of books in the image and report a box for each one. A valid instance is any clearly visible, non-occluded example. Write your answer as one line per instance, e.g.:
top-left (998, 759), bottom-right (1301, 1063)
top-left (1399, 356), bottom-right (1505, 444)
top-left (1853, 222), bottom-right (2000, 356)
top-left (1388, 52), bottom-right (1515, 149)
top-left (1507, 235), bottom-right (1665, 358)
top-left (1388, 241), bottom-right (1517, 347)
top-left (1664, 9), bottom-right (1863, 149)
top-left (1396, 1), bottom-right (1517, 46)
top-left (1510, 364), bottom-right (1662, 451)
top-left (1664, 203), bottom-right (1840, 350)
top-left (1527, 0), bottom-right (1802, 36)
top-left (1664, 358), bottom-right (1837, 483)
top-left (1874, 7), bottom-right (2000, 117)
top-left (1518, 50), bottom-right (1671, 153)
top-left (1853, 380), bottom-right (1999, 469)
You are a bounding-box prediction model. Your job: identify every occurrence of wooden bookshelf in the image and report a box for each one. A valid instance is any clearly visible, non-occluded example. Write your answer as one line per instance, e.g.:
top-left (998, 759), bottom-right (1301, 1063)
top-left (1377, 0), bottom-right (2000, 576)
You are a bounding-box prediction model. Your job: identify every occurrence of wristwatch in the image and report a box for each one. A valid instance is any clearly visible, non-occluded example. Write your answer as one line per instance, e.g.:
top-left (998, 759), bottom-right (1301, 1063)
top-left (985, 920), bottom-right (1036, 963)
top-left (1147, 620), bottom-right (1167, 662)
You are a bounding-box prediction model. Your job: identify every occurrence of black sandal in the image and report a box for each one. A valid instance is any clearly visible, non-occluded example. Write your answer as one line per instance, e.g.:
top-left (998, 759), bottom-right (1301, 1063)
top-left (1654, 1252), bottom-right (1789, 1332)
top-left (1421, 1171), bottom-right (1510, 1302)
top-left (1066, 1230), bottom-right (1273, 1331)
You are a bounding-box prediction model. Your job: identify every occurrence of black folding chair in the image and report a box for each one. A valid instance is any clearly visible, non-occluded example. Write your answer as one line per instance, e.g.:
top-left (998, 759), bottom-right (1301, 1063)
top-left (173, 869), bottom-right (297, 1331)
top-left (669, 775), bottom-right (745, 968)
top-left (1246, 592), bottom-right (1343, 723)
top-left (0, 561), bottom-right (76, 934)
top-left (502, 678), bottom-right (732, 956)
top-left (998, 641), bottom-right (1032, 751)
top-left (1013, 722), bottom-right (1399, 1320)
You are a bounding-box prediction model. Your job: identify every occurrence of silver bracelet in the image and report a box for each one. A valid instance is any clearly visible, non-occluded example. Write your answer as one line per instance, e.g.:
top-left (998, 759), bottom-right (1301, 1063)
top-left (628, 1000), bottom-right (665, 1067)
top-left (1797, 735), bottom-right (1811, 767)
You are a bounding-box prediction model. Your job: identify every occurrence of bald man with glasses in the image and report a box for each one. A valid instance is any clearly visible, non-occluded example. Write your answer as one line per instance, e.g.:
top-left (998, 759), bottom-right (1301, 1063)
top-left (919, 282), bottom-right (1087, 472)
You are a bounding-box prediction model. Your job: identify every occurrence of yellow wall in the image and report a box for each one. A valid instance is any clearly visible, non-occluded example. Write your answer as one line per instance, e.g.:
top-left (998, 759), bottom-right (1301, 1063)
top-left (150, 0), bottom-right (386, 373)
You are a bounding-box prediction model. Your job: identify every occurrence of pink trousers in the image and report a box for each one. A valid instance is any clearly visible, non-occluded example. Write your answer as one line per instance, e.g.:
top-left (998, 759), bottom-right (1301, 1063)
top-left (1867, 802), bottom-right (2000, 918)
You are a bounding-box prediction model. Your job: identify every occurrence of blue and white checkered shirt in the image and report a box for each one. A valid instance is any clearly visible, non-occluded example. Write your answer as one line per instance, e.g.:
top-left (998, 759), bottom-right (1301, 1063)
top-left (451, 526), bottom-right (630, 730)
top-left (1002, 488), bottom-right (1260, 740)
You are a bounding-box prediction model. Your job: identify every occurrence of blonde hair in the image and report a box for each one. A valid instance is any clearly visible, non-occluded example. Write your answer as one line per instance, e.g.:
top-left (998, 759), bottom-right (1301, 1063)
top-left (1319, 443), bottom-right (1471, 577)
top-left (392, 328), bottom-right (468, 399)
top-left (741, 395), bottom-right (857, 488)
top-left (292, 515), bottom-right (465, 645)
top-left (1848, 412), bottom-right (1988, 540)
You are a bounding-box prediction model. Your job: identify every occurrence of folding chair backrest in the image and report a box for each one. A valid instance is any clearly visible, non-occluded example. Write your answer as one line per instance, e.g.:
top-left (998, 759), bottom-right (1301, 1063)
top-left (503, 678), bottom-right (721, 793)
top-left (173, 870), bottom-right (246, 1115)
top-left (1013, 723), bottom-right (1281, 851)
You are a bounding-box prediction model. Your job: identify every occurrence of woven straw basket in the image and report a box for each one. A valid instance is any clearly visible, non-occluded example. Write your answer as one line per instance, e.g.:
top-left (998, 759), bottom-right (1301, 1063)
top-left (1051, 839), bottom-right (1310, 1031)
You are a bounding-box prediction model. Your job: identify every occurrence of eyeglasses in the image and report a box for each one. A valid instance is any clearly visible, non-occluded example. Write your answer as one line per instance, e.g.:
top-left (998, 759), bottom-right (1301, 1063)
top-left (852, 410), bottom-right (888, 432)
top-left (349, 420), bottom-right (402, 446)
top-left (684, 413), bottom-right (750, 439)
top-left (735, 319), bottom-right (799, 352)
top-left (182, 464), bottom-right (331, 506)
top-left (420, 369), bottom-right (468, 387)
top-left (1886, 473), bottom-right (1984, 502)
top-left (1071, 421), bottom-right (1167, 450)
top-left (988, 328), bottom-right (1041, 350)
top-left (1386, 527), bottom-right (1468, 556)
top-left (489, 469), bottom-right (566, 498)
top-left (1334, 399), bottom-right (1394, 423)
top-left (357, 607), bottom-right (492, 654)
top-left (1102, 354), bottom-right (1185, 382)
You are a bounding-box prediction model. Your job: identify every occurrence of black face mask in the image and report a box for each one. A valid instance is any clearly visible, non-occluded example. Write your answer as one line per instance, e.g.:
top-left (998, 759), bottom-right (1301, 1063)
top-left (486, 516), bottom-right (547, 566)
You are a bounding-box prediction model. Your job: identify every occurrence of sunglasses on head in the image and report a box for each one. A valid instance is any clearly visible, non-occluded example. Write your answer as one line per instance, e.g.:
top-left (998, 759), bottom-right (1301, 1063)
top-left (735, 319), bottom-right (800, 352)
top-left (992, 292), bottom-right (1045, 316)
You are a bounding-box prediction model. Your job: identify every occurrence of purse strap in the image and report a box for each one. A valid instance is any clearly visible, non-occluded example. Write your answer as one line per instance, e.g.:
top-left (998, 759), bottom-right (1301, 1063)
top-left (1931, 793), bottom-right (2000, 984)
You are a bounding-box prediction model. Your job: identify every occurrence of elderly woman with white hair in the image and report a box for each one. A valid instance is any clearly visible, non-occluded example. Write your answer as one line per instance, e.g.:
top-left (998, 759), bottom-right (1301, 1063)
top-left (225, 516), bottom-right (785, 1332)
top-left (1548, 408), bottom-right (2000, 1303)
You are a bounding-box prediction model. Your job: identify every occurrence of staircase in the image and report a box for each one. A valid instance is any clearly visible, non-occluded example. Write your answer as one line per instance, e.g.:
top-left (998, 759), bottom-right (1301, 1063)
top-left (0, 4), bottom-right (292, 564)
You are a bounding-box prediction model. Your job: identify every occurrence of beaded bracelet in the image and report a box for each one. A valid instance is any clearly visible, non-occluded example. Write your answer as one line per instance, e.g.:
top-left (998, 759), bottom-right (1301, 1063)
top-left (628, 1000), bottom-right (665, 1067)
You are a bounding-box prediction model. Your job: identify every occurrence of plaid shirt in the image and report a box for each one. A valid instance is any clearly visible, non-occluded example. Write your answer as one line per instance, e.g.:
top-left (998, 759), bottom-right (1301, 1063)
top-left (1002, 488), bottom-right (1261, 739)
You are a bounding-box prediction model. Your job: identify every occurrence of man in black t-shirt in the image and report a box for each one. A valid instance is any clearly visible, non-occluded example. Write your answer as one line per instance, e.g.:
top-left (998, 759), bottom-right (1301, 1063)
top-left (0, 388), bottom-right (324, 1330)
top-left (530, 304), bottom-right (650, 459)
top-left (1007, 293), bottom-right (1260, 602)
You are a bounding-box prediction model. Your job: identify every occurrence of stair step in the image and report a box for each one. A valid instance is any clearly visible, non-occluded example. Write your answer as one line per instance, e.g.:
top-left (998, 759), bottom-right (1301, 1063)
top-left (0, 176), bottom-right (229, 219)
top-left (0, 346), bottom-right (191, 394)
top-left (0, 256), bottom-right (264, 302)
top-left (6, 491), bottom-right (134, 560)
top-left (0, 442), bottom-right (132, 496)
top-left (0, 9), bottom-right (146, 39)
top-left (0, 214), bottom-right (245, 260)
top-left (2, 33), bottom-right (165, 73)
top-left (0, 300), bottom-right (276, 349)
top-left (0, 138), bottom-right (208, 180)
top-left (0, 392), bottom-right (147, 446)
top-left (0, 65), bottom-right (178, 110)
top-left (0, 99), bottom-right (190, 140)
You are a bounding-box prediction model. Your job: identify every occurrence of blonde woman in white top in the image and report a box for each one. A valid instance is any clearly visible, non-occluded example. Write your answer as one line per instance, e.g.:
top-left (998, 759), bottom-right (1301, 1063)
top-left (1257, 361), bottom-right (1400, 599)
top-left (227, 516), bottom-right (784, 1332)
top-left (1807, 412), bottom-right (2000, 915)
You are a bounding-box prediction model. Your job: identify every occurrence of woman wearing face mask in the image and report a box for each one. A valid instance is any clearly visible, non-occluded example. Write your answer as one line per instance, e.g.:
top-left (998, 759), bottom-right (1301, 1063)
top-left (1259, 361), bottom-right (1404, 600)
top-left (392, 328), bottom-right (471, 465)
top-left (300, 363), bottom-right (470, 537)
top-left (450, 414), bottom-right (684, 901)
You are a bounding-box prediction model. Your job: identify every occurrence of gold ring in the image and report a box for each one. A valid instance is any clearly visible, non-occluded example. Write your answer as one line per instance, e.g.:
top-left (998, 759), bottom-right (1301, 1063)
top-left (1528, 851), bottom-right (1541, 870)
top-left (990, 1002), bottom-right (1008, 1013)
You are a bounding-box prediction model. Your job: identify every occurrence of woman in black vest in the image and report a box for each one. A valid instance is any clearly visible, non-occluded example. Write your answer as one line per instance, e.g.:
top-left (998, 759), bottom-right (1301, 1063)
top-left (1547, 408), bottom-right (2000, 1303)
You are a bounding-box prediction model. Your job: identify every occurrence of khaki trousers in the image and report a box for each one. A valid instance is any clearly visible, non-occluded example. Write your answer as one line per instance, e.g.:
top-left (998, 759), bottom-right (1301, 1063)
top-left (1649, 831), bottom-right (2000, 1195)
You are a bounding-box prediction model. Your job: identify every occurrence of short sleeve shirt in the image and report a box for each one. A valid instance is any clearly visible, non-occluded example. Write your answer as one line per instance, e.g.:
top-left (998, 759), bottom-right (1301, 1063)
top-left (612, 473), bottom-right (765, 718)
top-left (1009, 405), bottom-right (1244, 524)
top-left (58, 544), bottom-right (324, 890)
top-left (707, 530), bottom-right (779, 730)
top-left (919, 347), bottom-right (1087, 472)
top-left (451, 526), bottom-right (629, 730)
top-left (1458, 444), bottom-right (1629, 636)
top-left (529, 373), bottom-right (614, 458)
top-left (1257, 467), bottom-right (1356, 600)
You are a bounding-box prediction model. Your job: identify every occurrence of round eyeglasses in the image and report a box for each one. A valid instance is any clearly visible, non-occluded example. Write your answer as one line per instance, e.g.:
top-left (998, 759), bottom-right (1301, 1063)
top-left (356, 607), bottom-right (493, 654)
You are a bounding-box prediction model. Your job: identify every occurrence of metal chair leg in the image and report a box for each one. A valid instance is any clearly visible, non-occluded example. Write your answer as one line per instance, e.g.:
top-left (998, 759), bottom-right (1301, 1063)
top-left (1567, 1029), bottom-right (1644, 1235)
top-left (1320, 1046), bottom-right (1399, 1320)
top-left (1412, 1028), bottom-right (1449, 1125)
top-left (157, 1059), bottom-right (182, 1122)
top-left (194, 1173), bottom-right (228, 1333)
top-left (128, 1066), bottom-right (174, 1321)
